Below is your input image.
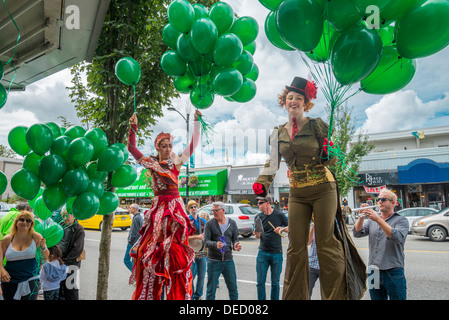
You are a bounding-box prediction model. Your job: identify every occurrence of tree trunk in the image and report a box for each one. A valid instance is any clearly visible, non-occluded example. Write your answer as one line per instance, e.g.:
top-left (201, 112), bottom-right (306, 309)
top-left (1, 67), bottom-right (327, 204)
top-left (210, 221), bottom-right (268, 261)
top-left (96, 212), bottom-right (114, 299)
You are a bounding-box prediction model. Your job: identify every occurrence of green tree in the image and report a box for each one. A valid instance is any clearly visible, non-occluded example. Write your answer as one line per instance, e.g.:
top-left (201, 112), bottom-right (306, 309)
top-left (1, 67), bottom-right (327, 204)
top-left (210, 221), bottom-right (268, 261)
top-left (67, 0), bottom-right (218, 300)
top-left (0, 144), bottom-right (16, 158)
top-left (327, 103), bottom-right (375, 198)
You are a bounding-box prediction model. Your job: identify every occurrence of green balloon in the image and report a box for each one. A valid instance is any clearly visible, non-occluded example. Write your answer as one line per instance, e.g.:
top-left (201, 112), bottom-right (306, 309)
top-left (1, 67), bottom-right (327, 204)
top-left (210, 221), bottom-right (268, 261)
top-left (331, 24), bottom-right (383, 85)
top-left (26, 124), bottom-right (54, 156)
top-left (353, 0), bottom-right (393, 14)
top-left (62, 168), bottom-right (89, 197)
top-left (306, 21), bottom-right (337, 62)
top-left (97, 191), bottom-right (119, 216)
top-left (0, 170), bottom-right (7, 195)
top-left (11, 169), bottom-right (41, 200)
top-left (34, 218), bottom-right (44, 236)
top-left (23, 152), bottom-right (43, 175)
top-left (190, 18), bottom-right (218, 55)
top-left (378, 25), bottom-right (395, 47)
top-left (68, 137), bottom-right (94, 167)
top-left (42, 182), bottom-right (68, 211)
top-left (245, 63), bottom-right (259, 82)
top-left (230, 16), bottom-right (259, 46)
top-left (115, 57), bottom-right (141, 86)
top-left (381, 0), bottom-right (418, 21)
top-left (188, 57), bottom-right (213, 77)
top-left (34, 196), bottom-right (53, 220)
top-left (192, 3), bottom-right (208, 19)
top-left (0, 83), bottom-right (6, 109)
top-left (174, 70), bottom-right (195, 93)
top-left (213, 33), bottom-right (243, 66)
top-left (232, 50), bottom-right (254, 76)
top-left (110, 143), bottom-right (129, 164)
top-left (50, 135), bottom-right (72, 162)
top-left (64, 125), bottom-right (86, 140)
top-left (65, 196), bottom-right (76, 214)
top-left (276, 0), bottom-right (324, 52)
top-left (72, 192), bottom-right (100, 220)
top-left (177, 33), bottom-right (200, 62)
top-left (326, 0), bottom-right (363, 32)
top-left (97, 146), bottom-right (124, 172)
top-left (167, 0), bottom-right (195, 33)
top-left (45, 122), bottom-right (61, 139)
top-left (361, 45), bottom-right (416, 94)
top-left (264, 11), bottom-right (295, 51)
top-left (85, 180), bottom-right (105, 199)
top-left (243, 41), bottom-right (256, 55)
top-left (162, 23), bottom-right (181, 50)
top-left (84, 128), bottom-right (108, 161)
top-left (208, 1), bottom-right (235, 34)
top-left (396, 0), bottom-right (449, 59)
top-left (111, 164), bottom-right (138, 188)
top-left (28, 187), bottom-right (44, 209)
top-left (212, 67), bottom-right (243, 96)
top-left (41, 220), bottom-right (64, 247)
top-left (38, 154), bottom-right (67, 186)
top-left (258, 0), bottom-right (283, 10)
top-left (8, 126), bottom-right (31, 156)
top-left (229, 78), bottom-right (257, 103)
top-left (190, 87), bottom-right (215, 109)
top-left (160, 50), bottom-right (187, 77)
top-left (86, 162), bottom-right (108, 182)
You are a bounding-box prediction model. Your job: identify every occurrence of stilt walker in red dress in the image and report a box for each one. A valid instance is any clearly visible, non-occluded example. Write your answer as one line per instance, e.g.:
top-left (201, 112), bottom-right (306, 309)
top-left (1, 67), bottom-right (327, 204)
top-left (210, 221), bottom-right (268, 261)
top-left (127, 109), bottom-right (202, 300)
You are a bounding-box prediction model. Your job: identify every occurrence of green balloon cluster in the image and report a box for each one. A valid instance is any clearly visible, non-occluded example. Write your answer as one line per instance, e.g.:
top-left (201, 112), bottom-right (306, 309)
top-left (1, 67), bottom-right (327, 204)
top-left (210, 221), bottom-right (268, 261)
top-left (161, 0), bottom-right (259, 109)
top-left (8, 123), bottom-right (137, 221)
top-left (260, 0), bottom-right (449, 94)
top-left (0, 62), bottom-right (7, 110)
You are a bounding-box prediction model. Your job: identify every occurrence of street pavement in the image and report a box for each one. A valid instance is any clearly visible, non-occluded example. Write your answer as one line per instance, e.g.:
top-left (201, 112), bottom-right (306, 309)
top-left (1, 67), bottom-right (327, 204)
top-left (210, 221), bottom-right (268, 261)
top-left (77, 224), bottom-right (449, 300)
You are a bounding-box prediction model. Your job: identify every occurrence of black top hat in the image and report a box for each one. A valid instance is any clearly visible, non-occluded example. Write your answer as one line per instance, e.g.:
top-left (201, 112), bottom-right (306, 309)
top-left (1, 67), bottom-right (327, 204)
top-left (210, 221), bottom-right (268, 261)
top-left (285, 76), bottom-right (317, 101)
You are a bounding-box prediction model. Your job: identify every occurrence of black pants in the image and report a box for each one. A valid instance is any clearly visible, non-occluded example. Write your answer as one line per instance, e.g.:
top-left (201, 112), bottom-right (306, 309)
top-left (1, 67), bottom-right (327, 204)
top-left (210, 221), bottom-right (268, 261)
top-left (1, 279), bottom-right (39, 300)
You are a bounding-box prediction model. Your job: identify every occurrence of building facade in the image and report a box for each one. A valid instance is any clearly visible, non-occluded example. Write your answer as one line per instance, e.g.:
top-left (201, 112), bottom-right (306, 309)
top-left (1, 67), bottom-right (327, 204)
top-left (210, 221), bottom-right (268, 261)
top-left (348, 125), bottom-right (449, 211)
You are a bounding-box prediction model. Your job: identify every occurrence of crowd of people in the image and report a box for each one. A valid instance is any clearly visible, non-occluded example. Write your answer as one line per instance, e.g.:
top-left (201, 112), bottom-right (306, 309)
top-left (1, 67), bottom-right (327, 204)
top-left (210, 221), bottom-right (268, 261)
top-left (0, 76), bottom-right (410, 301)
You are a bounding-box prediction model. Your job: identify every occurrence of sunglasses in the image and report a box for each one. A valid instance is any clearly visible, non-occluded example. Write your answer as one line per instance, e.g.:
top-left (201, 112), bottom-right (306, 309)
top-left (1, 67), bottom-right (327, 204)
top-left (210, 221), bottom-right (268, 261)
top-left (211, 209), bottom-right (222, 213)
top-left (377, 197), bottom-right (392, 202)
top-left (18, 218), bottom-right (33, 223)
top-left (189, 206), bottom-right (197, 209)
top-left (258, 201), bottom-right (266, 205)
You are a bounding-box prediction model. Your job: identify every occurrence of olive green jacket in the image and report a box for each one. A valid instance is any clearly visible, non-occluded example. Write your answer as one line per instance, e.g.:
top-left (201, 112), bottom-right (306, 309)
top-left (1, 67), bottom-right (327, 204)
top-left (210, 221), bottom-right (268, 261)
top-left (256, 117), bottom-right (337, 192)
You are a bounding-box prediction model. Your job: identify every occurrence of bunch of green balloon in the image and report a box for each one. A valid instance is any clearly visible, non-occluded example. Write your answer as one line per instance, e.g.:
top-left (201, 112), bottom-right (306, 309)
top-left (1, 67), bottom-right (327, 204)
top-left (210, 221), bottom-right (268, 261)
top-left (8, 123), bottom-right (137, 222)
top-left (259, 0), bottom-right (449, 95)
top-left (160, 0), bottom-right (259, 109)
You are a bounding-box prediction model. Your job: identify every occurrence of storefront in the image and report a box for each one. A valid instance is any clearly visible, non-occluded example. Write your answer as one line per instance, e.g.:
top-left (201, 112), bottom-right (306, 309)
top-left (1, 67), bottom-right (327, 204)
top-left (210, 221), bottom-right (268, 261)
top-left (115, 168), bottom-right (228, 207)
top-left (225, 167), bottom-right (261, 205)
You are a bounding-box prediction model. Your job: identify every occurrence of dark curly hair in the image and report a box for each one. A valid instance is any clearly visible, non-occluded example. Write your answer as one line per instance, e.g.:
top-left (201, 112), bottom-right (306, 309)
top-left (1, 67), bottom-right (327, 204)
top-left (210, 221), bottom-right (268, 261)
top-left (277, 88), bottom-right (314, 112)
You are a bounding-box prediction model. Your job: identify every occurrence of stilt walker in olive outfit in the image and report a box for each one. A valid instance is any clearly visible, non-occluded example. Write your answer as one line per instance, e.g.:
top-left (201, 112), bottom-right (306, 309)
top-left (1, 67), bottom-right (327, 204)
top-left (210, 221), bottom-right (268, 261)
top-left (253, 77), bottom-right (366, 300)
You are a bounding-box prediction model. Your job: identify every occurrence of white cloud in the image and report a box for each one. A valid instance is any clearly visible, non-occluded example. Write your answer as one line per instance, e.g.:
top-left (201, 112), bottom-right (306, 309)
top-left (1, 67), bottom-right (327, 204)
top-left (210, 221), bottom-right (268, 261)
top-left (360, 90), bottom-right (449, 133)
top-left (0, 109), bottom-right (39, 146)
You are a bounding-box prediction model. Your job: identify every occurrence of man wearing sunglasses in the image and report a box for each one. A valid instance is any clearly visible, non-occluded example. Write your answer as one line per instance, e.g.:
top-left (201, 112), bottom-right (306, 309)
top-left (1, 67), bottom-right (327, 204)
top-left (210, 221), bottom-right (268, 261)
top-left (254, 196), bottom-right (288, 300)
top-left (353, 189), bottom-right (409, 300)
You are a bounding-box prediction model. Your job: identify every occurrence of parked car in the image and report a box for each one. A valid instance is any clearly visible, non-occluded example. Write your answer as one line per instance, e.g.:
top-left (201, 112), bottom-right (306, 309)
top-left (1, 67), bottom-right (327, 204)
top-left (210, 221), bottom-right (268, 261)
top-left (198, 203), bottom-right (260, 238)
top-left (397, 207), bottom-right (439, 232)
top-left (410, 207), bottom-right (449, 242)
top-left (78, 207), bottom-right (132, 231)
top-left (0, 203), bottom-right (15, 219)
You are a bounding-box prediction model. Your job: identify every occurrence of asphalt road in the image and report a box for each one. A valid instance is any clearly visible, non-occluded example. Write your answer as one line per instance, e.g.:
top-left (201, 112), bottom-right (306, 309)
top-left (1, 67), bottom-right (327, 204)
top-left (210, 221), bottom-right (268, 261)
top-left (78, 225), bottom-right (449, 300)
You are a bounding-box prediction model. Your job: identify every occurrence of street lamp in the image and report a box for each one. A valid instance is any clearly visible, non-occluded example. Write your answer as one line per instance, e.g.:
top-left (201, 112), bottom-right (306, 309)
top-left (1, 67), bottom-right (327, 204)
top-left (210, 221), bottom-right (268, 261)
top-left (167, 105), bottom-right (191, 205)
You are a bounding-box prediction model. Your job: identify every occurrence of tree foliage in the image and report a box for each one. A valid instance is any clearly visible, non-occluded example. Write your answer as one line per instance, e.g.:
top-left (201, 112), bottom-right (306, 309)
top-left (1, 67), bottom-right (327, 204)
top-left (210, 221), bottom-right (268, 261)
top-left (327, 103), bottom-right (375, 198)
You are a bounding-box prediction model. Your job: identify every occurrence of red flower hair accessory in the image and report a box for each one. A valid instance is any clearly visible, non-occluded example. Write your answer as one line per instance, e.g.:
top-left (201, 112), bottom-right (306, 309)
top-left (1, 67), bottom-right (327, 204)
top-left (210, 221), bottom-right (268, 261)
top-left (305, 81), bottom-right (318, 101)
top-left (154, 132), bottom-right (174, 150)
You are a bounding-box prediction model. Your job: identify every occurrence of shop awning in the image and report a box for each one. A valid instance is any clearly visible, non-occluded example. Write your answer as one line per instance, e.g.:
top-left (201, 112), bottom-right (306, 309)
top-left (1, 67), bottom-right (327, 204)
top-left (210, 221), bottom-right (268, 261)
top-left (225, 167), bottom-right (261, 195)
top-left (398, 159), bottom-right (449, 184)
top-left (179, 169), bottom-right (227, 196)
top-left (115, 168), bottom-right (228, 198)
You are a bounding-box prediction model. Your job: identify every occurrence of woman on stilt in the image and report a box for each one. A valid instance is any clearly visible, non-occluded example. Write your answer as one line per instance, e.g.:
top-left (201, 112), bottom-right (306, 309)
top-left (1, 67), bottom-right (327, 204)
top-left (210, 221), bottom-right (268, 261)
top-left (127, 109), bottom-right (202, 300)
top-left (253, 77), bottom-right (366, 300)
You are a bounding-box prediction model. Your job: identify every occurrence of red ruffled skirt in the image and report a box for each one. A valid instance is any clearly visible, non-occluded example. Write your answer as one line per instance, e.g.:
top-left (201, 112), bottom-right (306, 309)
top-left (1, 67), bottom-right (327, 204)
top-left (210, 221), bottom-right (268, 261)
top-left (130, 193), bottom-right (194, 300)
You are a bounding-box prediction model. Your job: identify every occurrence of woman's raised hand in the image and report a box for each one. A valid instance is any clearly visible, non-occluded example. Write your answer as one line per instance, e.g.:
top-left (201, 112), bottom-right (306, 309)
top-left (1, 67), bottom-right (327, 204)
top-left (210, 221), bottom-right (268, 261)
top-left (130, 113), bottom-right (138, 125)
top-left (194, 109), bottom-right (202, 121)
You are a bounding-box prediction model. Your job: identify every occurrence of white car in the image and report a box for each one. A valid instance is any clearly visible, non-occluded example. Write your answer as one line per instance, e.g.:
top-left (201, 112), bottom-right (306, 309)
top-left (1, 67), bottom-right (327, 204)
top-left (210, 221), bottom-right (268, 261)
top-left (198, 203), bottom-right (260, 238)
top-left (397, 207), bottom-right (439, 232)
top-left (0, 203), bottom-right (15, 219)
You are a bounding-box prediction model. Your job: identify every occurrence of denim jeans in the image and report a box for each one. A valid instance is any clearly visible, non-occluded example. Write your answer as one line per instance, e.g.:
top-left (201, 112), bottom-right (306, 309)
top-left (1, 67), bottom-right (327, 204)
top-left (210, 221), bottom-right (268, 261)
top-left (256, 250), bottom-right (283, 300)
top-left (124, 243), bottom-right (134, 272)
top-left (206, 259), bottom-right (238, 300)
top-left (190, 256), bottom-right (207, 300)
top-left (44, 289), bottom-right (60, 300)
top-left (369, 268), bottom-right (407, 300)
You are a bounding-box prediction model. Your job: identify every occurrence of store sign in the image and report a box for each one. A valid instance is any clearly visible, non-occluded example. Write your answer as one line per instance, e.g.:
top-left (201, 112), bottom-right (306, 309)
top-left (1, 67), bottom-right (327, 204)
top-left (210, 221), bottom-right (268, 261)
top-left (225, 167), bottom-right (261, 195)
top-left (363, 185), bottom-right (386, 194)
top-left (358, 171), bottom-right (399, 185)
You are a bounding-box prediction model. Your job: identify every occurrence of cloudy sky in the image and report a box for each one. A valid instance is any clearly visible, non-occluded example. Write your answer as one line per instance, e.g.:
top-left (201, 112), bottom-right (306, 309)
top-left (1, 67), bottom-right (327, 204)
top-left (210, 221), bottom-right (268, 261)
top-left (1, 0), bottom-right (449, 169)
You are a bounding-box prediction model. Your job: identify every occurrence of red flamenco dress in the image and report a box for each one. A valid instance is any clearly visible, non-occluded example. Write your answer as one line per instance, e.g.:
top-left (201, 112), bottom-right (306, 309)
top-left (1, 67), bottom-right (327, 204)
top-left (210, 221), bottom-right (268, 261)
top-left (127, 121), bottom-right (199, 300)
